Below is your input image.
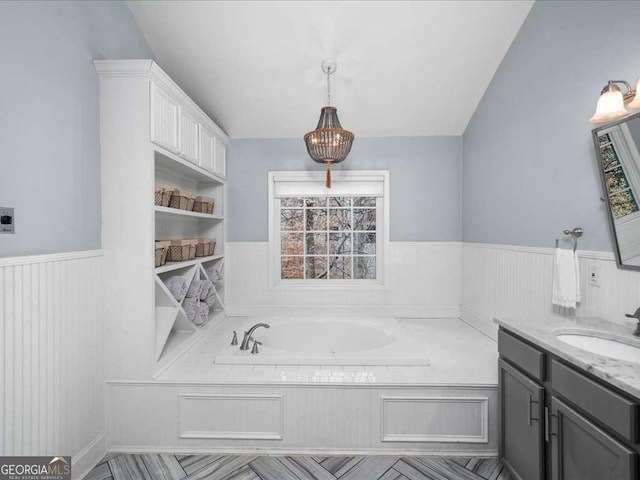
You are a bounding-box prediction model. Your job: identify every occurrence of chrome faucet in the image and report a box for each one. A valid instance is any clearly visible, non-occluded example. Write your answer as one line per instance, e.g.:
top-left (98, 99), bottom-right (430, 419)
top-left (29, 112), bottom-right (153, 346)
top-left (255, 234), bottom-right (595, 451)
top-left (239, 322), bottom-right (270, 350)
top-left (625, 308), bottom-right (640, 336)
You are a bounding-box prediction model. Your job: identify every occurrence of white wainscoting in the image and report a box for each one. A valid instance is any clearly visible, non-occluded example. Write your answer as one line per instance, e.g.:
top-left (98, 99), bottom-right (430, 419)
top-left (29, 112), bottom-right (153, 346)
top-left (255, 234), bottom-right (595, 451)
top-left (226, 242), bottom-right (461, 318)
top-left (462, 243), bottom-right (640, 340)
top-left (107, 382), bottom-right (497, 455)
top-left (0, 251), bottom-right (105, 479)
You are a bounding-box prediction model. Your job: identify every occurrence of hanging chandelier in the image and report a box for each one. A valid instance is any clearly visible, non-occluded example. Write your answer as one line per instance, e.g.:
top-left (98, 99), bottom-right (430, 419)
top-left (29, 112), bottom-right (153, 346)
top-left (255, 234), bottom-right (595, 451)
top-left (304, 59), bottom-right (355, 188)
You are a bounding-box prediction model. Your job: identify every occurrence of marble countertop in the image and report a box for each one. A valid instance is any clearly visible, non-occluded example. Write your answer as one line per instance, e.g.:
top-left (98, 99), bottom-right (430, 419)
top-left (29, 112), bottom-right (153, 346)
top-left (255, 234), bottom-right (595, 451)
top-left (495, 316), bottom-right (640, 399)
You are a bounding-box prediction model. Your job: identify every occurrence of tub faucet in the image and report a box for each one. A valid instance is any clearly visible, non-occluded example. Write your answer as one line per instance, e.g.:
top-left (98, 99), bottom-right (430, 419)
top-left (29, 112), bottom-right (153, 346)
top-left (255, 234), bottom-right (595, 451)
top-left (625, 308), bottom-right (640, 336)
top-left (240, 323), bottom-right (270, 350)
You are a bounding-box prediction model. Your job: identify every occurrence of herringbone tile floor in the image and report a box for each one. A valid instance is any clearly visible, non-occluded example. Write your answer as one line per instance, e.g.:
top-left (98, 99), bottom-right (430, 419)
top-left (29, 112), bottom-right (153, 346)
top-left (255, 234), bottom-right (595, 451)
top-left (86, 454), bottom-right (512, 480)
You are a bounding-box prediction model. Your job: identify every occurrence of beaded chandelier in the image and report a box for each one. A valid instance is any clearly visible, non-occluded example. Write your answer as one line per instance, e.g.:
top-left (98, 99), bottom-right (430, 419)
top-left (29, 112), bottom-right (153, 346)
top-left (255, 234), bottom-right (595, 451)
top-left (304, 59), bottom-right (354, 188)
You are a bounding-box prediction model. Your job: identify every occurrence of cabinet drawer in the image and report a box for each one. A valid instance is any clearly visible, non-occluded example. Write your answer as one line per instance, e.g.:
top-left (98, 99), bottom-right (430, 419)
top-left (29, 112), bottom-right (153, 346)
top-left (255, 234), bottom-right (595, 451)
top-left (551, 359), bottom-right (638, 443)
top-left (498, 329), bottom-right (545, 382)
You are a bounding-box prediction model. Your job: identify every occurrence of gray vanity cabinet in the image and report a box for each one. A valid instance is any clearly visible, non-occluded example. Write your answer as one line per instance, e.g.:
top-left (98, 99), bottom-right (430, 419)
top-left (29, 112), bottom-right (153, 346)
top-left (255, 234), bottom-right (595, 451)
top-left (499, 359), bottom-right (545, 480)
top-left (498, 327), bottom-right (640, 480)
top-left (550, 397), bottom-right (636, 480)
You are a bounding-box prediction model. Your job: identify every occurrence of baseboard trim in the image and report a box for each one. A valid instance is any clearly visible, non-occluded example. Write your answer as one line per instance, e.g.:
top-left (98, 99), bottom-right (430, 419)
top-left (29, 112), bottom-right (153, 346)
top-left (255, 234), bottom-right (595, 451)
top-left (72, 434), bottom-right (106, 480)
top-left (106, 445), bottom-right (498, 457)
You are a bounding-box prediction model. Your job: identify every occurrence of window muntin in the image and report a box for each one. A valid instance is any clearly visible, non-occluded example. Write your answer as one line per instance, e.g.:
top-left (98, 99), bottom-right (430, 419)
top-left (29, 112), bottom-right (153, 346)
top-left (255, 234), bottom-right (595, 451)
top-left (599, 132), bottom-right (640, 219)
top-left (279, 196), bottom-right (377, 280)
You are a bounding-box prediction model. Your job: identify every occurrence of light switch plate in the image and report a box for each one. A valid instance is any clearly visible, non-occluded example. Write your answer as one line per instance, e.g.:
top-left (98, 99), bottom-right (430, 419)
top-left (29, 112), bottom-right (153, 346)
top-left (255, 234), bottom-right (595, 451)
top-left (0, 207), bottom-right (15, 234)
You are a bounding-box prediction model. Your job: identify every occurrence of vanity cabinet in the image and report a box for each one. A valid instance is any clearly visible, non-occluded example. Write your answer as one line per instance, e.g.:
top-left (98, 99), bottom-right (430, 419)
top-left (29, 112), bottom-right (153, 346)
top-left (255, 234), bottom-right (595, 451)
top-left (498, 327), bottom-right (640, 480)
top-left (499, 359), bottom-right (545, 480)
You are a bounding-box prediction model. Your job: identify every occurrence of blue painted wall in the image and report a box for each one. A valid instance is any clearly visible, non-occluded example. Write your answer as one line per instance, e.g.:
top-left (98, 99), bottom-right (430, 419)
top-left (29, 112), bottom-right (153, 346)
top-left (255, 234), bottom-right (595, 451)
top-left (227, 136), bottom-right (462, 242)
top-left (462, 0), bottom-right (640, 251)
top-left (0, 1), bottom-right (152, 257)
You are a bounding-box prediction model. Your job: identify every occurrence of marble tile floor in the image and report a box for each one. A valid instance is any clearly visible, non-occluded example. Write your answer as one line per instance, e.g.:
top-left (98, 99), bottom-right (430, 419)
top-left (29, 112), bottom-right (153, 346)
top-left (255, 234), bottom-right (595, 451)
top-left (86, 453), bottom-right (512, 480)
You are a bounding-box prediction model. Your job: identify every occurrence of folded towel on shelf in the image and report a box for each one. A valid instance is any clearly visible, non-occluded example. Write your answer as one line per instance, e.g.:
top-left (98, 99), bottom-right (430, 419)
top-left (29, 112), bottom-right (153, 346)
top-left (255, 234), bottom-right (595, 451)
top-left (186, 279), bottom-right (205, 298)
top-left (206, 267), bottom-right (222, 285)
top-left (552, 247), bottom-right (581, 309)
top-left (193, 301), bottom-right (209, 326)
top-left (204, 286), bottom-right (217, 308)
top-left (182, 296), bottom-right (198, 323)
top-left (164, 276), bottom-right (189, 302)
top-left (199, 280), bottom-right (214, 301)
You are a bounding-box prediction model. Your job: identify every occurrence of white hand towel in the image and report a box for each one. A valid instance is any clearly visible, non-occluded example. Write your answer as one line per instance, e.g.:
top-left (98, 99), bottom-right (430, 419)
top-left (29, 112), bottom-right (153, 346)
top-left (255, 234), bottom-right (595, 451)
top-left (552, 248), bottom-right (581, 309)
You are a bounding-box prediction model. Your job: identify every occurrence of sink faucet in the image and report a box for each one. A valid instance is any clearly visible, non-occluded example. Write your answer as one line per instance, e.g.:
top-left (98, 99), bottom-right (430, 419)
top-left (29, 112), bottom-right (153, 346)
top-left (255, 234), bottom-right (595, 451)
top-left (624, 308), bottom-right (640, 336)
top-left (239, 323), bottom-right (270, 350)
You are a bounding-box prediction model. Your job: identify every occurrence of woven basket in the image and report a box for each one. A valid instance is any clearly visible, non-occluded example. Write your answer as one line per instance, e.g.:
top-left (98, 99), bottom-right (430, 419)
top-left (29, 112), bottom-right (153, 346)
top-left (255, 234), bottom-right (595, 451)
top-left (186, 239), bottom-right (198, 259)
top-left (166, 240), bottom-right (191, 262)
top-left (154, 241), bottom-right (170, 267)
top-left (196, 238), bottom-right (215, 257)
top-left (194, 196), bottom-right (214, 214)
top-left (169, 189), bottom-right (194, 211)
top-left (154, 185), bottom-right (173, 207)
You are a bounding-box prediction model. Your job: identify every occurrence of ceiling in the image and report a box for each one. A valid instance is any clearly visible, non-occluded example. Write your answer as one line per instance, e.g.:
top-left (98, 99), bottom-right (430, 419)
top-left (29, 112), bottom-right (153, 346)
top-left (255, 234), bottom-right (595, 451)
top-left (127, 1), bottom-right (534, 139)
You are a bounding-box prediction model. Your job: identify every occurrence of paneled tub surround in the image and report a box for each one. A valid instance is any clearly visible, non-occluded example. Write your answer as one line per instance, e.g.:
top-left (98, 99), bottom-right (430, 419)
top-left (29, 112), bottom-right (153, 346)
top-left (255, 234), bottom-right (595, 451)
top-left (105, 318), bottom-right (501, 454)
top-left (494, 316), bottom-right (640, 398)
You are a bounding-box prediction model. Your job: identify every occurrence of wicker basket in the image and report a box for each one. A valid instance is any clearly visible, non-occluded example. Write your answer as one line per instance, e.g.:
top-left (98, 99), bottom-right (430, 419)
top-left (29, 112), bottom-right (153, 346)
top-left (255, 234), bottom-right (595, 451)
top-left (154, 184), bottom-right (173, 207)
top-left (196, 238), bottom-right (216, 257)
top-left (166, 240), bottom-right (191, 262)
top-left (186, 239), bottom-right (198, 259)
top-left (194, 196), bottom-right (214, 214)
top-left (169, 189), bottom-right (194, 211)
top-left (154, 241), bottom-right (170, 267)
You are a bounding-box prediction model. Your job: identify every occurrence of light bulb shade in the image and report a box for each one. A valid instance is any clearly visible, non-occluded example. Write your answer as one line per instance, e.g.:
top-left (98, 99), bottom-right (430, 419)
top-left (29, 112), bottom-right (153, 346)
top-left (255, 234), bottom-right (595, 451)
top-left (627, 79), bottom-right (640, 109)
top-left (590, 89), bottom-right (628, 123)
top-left (304, 107), bottom-right (354, 164)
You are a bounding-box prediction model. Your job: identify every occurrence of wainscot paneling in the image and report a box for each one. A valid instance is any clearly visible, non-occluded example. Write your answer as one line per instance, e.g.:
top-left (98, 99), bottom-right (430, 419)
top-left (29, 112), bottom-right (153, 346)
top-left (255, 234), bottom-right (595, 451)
top-left (106, 382), bottom-right (497, 455)
top-left (0, 251), bottom-right (105, 479)
top-left (462, 243), bottom-right (640, 340)
top-left (226, 242), bottom-right (461, 318)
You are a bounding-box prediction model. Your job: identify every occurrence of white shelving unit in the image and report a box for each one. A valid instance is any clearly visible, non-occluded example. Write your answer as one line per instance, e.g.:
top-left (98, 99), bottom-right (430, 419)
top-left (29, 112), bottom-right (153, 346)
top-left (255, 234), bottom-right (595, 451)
top-left (96, 60), bottom-right (228, 380)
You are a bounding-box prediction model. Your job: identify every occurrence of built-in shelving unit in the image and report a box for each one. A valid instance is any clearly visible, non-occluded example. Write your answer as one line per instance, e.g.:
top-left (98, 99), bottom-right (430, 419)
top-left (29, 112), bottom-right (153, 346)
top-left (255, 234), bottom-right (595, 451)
top-left (96, 59), bottom-right (228, 380)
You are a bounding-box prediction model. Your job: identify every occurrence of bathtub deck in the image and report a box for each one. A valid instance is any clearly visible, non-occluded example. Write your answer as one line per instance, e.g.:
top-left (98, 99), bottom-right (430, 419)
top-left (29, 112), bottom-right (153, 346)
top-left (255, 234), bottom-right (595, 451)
top-left (158, 318), bottom-right (498, 386)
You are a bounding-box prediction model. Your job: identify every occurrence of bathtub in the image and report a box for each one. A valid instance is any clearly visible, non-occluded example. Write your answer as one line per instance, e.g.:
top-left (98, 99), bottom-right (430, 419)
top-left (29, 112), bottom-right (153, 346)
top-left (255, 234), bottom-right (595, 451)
top-left (214, 316), bottom-right (430, 366)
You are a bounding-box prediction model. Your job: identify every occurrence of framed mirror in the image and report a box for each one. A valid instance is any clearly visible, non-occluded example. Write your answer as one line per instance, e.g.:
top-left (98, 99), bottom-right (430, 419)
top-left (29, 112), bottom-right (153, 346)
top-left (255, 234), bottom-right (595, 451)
top-left (593, 112), bottom-right (640, 270)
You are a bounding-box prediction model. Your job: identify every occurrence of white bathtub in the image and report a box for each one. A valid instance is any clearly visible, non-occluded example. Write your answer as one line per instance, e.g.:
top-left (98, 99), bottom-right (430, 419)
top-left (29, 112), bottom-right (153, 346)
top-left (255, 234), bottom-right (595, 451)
top-left (214, 316), bottom-right (430, 366)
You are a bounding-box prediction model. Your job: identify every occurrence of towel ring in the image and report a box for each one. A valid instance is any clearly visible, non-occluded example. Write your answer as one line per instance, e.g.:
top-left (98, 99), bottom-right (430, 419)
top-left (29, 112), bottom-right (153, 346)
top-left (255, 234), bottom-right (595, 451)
top-left (556, 227), bottom-right (583, 252)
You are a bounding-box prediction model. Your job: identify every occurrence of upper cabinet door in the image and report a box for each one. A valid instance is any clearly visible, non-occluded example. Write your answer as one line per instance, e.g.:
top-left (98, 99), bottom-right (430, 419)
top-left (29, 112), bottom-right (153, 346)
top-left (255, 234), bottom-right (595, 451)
top-left (214, 136), bottom-right (226, 179)
top-left (150, 82), bottom-right (179, 153)
top-left (199, 125), bottom-right (215, 173)
top-left (178, 107), bottom-right (199, 165)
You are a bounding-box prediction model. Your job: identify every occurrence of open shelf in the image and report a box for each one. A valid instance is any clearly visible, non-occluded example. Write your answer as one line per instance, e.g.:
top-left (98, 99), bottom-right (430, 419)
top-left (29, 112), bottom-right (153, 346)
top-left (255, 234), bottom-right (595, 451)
top-left (155, 306), bottom-right (179, 361)
top-left (155, 206), bottom-right (223, 221)
top-left (156, 255), bottom-right (224, 274)
top-left (154, 148), bottom-right (223, 185)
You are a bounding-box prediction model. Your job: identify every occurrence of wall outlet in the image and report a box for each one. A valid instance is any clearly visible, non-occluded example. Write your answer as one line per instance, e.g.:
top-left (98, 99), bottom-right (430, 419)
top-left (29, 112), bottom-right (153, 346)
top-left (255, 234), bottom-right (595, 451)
top-left (588, 264), bottom-right (600, 287)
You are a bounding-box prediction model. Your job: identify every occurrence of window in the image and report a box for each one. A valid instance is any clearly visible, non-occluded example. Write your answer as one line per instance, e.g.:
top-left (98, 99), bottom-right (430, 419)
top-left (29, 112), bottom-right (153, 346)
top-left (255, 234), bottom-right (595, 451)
top-left (269, 171), bottom-right (389, 287)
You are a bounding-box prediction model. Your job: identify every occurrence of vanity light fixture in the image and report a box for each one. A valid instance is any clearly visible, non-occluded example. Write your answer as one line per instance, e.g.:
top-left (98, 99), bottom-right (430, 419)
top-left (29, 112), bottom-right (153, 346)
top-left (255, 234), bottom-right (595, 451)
top-left (590, 79), bottom-right (640, 123)
top-left (304, 59), bottom-right (355, 188)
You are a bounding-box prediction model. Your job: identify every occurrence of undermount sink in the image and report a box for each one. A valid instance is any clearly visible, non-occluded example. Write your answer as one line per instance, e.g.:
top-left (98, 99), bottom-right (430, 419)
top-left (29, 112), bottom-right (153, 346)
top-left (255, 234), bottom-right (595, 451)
top-left (556, 334), bottom-right (640, 364)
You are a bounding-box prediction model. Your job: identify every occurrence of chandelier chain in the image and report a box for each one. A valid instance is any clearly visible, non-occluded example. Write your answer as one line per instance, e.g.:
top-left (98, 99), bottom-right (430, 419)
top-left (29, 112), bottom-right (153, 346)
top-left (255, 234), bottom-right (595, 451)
top-left (327, 66), bottom-right (331, 106)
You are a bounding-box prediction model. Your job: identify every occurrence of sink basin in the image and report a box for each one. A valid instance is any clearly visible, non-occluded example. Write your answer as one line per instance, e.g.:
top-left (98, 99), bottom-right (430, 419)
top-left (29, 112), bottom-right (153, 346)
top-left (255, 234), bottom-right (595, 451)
top-left (556, 334), bottom-right (640, 364)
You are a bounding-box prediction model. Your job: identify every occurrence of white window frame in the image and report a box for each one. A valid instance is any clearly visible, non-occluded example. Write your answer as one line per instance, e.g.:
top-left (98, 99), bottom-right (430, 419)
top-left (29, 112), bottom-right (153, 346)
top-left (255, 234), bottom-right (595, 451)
top-left (268, 170), bottom-right (390, 290)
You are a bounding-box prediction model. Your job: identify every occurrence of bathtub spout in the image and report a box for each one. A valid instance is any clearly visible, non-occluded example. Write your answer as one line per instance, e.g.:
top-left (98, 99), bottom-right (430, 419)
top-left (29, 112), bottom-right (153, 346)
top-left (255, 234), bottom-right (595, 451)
top-left (239, 323), bottom-right (270, 350)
